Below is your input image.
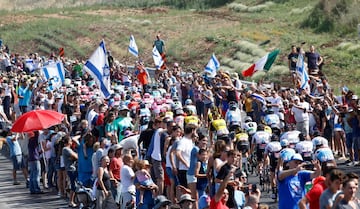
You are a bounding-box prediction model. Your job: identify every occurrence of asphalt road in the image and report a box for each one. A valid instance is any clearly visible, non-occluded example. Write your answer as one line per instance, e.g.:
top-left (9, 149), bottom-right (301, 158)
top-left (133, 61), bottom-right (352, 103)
top-left (0, 146), bottom-right (359, 209)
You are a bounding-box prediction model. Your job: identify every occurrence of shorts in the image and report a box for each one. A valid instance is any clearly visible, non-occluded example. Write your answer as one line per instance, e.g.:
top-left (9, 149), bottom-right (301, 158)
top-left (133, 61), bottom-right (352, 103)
top-left (296, 120), bottom-right (309, 137)
top-left (256, 149), bottom-right (265, 162)
top-left (166, 167), bottom-right (179, 185)
top-left (236, 142), bottom-right (249, 154)
top-left (196, 101), bottom-right (205, 116)
top-left (140, 179), bottom-right (154, 187)
top-left (151, 159), bottom-right (164, 180)
top-left (186, 174), bottom-right (197, 184)
top-left (269, 156), bottom-right (279, 173)
top-left (205, 103), bottom-right (213, 109)
top-left (11, 155), bottom-right (24, 170)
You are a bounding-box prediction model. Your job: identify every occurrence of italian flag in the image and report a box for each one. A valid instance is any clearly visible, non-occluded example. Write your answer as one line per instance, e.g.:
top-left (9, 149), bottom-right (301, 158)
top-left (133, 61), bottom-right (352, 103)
top-left (242, 49), bottom-right (280, 77)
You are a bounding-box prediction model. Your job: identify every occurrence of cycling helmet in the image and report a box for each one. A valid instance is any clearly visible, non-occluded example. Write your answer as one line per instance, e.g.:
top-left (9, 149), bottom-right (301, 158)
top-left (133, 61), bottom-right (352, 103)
top-left (271, 134), bottom-right (279, 141)
top-left (229, 101), bottom-right (237, 111)
top-left (185, 99), bottom-right (193, 105)
top-left (280, 139), bottom-right (289, 147)
top-left (267, 108), bottom-right (274, 114)
top-left (244, 116), bottom-right (253, 123)
top-left (271, 124), bottom-right (281, 136)
top-left (257, 124), bottom-right (265, 131)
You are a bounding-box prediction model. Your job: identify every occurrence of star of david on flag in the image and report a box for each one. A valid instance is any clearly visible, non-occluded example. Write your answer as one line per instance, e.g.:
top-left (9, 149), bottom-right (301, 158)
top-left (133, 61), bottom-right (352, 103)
top-left (83, 40), bottom-right (112, 99)
top-left (41, 62), bottom-right (65, 91)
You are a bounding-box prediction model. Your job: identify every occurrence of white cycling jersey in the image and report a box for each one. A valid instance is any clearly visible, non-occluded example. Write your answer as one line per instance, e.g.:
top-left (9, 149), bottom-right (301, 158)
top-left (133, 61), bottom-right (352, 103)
top-left (280, 130), bottom-right (301, 146)
top-left (252, 131), bottom-right (271, 150)
top-left (295, 141), bottom-right (313, 158)
top-left (264, 141), bottom-right (282, 155)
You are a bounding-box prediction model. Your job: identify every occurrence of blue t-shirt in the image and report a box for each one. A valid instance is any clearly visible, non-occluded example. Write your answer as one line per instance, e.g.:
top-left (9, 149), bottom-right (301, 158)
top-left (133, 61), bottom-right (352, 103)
top-left (278, 171), bottom-right (312, 209)
top-left (187, 146), bottom-right (199, 176)
top-left (18, 86), bottom-right (32, 106)
top-left (6, 136), bottom-right (22, 157)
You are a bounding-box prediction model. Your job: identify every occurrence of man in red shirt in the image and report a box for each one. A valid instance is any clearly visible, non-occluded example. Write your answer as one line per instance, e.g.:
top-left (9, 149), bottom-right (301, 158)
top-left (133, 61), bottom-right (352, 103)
top-left (109, 144), bottom-right (123, 206)
top-left (136, 62), bottom-right (149, 93)
top-left (210, 167), bottom-right (235, 209)
top-left (298, 164), bottom-right (336, 209)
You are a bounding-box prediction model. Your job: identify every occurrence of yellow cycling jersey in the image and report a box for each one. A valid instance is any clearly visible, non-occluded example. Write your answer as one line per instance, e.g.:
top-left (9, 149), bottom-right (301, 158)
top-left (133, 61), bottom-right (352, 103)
top-left (185, 115), bottom-right (199, 125)
top-left (212, 119), bottom-right (229, 135)
top-left (236, 132), bottom-right (249, 142)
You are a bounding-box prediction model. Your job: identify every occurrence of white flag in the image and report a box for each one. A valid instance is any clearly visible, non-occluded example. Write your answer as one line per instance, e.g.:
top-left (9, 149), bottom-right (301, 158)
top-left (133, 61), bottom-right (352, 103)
top-left (152, 46), bottom-right (164, 69)
top-left (296, 53), bottom-right (309, 90)
top-left (204, 53), bottom-right (220, 78)
top-left (83, 40), bottom-right (112, 99)
top-left (41, 62), bottom-right (65, 91)
top-left (128, 35), bottom-right (139, 57)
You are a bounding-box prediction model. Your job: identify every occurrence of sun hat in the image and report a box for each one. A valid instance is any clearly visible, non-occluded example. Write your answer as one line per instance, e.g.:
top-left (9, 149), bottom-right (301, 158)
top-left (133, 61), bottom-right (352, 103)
top-left (178, 194), bottom-right (195, 204)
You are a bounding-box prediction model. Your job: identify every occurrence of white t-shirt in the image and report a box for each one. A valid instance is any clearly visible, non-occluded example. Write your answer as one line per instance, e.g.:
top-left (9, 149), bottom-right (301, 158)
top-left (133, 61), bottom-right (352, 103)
top-left (291, 102), bottom-right (310, 122)
top-left (166, 145), bottom-right (173, 168)
top-left (120, 165), bottom-right (136, 193)
top-left (151, 128), bottom-right (164, 161)
top-left (268, 96), bottom-right (283, 114)
top-left (176, 136), bottom-right (194, 170)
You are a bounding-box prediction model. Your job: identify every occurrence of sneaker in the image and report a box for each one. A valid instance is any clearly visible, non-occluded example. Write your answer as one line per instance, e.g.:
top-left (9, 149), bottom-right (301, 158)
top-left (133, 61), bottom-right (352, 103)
top-left (347, 162), bottom-right (354, 166)
top-left (345, 159), bottom-right (352, 164)
top-left (271, 193), bottom-right (276, 199)
top-left (354, 161), bottom-right (360, 166)
top-left (13, 181), bottom-right (21, 185)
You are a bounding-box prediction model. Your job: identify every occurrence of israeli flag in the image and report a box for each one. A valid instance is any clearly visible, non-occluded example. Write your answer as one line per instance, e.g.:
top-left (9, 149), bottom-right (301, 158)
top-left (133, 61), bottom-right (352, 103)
top-left (296, 53), bottom-right (309, 90)
top-left (128, 35), bottom-right (139, 57)
top-left (83, 40), bottom-right (112, 99)
top-left (152, 46), bottom-right (164, 69)
top-left (25, 58), bottom-right (36, 73)
top-left (42, 62), bottom-right (65, 91)
top-left (204, 53), bottom-right (220, 78)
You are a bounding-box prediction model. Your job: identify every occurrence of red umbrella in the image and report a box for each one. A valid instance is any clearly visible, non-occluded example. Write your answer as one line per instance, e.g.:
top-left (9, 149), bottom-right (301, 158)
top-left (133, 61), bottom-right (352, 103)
top-left (11, 110), bottom-right (65, 132)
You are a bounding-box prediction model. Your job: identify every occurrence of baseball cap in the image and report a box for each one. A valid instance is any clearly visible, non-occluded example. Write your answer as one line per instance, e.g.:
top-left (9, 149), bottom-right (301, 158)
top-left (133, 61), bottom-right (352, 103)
top-left (153, 195), bottom-right (171, 209)
top-left (290, 153), bottom-right (303, 162)
top-left (198, 195), bottom-right (210, 209)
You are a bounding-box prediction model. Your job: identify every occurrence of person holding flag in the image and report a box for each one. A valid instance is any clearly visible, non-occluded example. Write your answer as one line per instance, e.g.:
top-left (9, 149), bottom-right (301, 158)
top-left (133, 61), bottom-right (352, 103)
top-left (204, 53), bottom-right (220, 78)
top-left (153, 33), bottom-right (166, 70)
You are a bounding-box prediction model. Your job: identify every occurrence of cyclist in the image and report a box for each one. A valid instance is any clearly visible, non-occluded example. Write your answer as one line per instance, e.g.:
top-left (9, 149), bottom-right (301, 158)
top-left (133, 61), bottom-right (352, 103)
top-left (312, 136), bottom-right (336, 167)
top-left (295, 133), bottom-right (313, 169)
top-left (210, 112), bottom-right (230, 148)
top-left (184, 99), bottom-right (197, 116)
top-left (276, 139), bottom-right (296, 172)
top-left (235, 130), bottom-right (250, 173)
top-left (184, 109), bottom-right (200, 127)
top-left (280, 130), bottom-right (301, 149)
top-left (138, 103), bottom-right (151, 132)
top-left (242, 116), bottom-right (257, 139)
top-left (225, 101), bottom-right (242, 132)
top-left (263, 134), bottom-right (282, 200)
top-left (250, 125), bottom-right (271, 174)
top-left (264, 108), bottom-right (280, 128)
